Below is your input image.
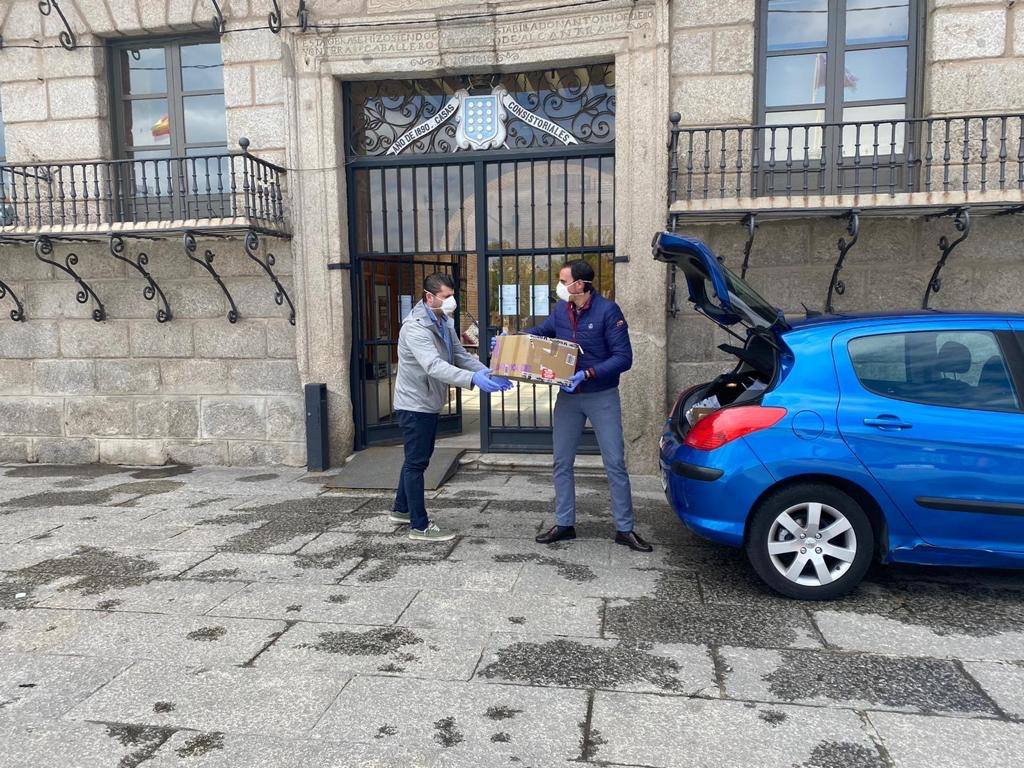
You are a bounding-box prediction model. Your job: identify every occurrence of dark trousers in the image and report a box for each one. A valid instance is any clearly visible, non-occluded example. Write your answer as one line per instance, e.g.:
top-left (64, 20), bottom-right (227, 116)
top-left (393, 409), bottom-right (439, 531)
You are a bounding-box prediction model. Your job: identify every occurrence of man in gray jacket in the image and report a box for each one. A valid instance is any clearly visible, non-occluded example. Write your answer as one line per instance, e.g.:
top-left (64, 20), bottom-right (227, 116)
top-left (391, 273), bottom-right (513, 541)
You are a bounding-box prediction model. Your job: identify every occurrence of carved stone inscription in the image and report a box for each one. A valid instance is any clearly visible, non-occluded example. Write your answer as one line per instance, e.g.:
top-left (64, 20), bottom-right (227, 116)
top-left (302, 29), bottom-right (439, 60)
top-left (495, 8), bottom-right (654, 47)
top-left (300, 5), bottom-right (655, 63)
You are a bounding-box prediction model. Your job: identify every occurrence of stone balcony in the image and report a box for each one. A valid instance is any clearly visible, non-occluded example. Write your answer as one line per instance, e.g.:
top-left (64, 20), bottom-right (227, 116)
top-left (0, 139), bottom-right (289, 240)
top-left (667, 112), bottom-right (1024, 224)
top-left (0, 141), bottom-right (293, 326)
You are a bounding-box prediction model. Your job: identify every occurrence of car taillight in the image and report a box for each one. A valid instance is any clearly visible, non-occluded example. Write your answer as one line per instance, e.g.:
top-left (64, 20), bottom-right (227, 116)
top-left (684, 406), bottom-right (787, 451)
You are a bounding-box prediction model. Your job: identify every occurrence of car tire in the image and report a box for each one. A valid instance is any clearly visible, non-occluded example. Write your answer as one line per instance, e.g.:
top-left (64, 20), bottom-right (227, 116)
top-left (745, 483), bottom-right (874, 601)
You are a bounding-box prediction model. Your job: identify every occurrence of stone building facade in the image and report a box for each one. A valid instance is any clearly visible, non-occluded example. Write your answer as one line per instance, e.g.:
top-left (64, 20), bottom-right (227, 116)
top-left (0, 1), bottom-right (1021, 472)
top-left (0, 0), bottom-right (303, 466)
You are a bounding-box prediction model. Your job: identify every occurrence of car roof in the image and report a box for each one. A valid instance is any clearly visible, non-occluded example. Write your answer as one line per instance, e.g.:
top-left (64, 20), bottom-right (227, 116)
top-left (784, 310), bottom-right (1024, 335)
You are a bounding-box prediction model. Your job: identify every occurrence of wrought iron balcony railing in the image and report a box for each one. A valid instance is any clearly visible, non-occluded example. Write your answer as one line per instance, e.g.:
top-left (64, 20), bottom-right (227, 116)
top-left (668, 113), bottom-right (1024, 209)
top-left (0, 139), bottom-right (287, 235)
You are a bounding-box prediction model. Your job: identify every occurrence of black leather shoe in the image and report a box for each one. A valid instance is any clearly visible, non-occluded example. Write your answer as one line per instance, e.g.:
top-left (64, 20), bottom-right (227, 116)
top-left (615, 530), bottom-right (653, 553)
top-left (536, 525), bottom-right (576, 544)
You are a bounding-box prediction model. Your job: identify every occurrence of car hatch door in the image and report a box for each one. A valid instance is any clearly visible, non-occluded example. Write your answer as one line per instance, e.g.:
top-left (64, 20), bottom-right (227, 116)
top-left (652, 232), bottom-right (790, 333)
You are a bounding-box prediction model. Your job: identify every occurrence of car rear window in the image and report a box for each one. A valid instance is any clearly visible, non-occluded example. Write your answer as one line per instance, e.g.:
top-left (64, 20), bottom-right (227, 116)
top-left (848, 330), bottom-right (1020, 411)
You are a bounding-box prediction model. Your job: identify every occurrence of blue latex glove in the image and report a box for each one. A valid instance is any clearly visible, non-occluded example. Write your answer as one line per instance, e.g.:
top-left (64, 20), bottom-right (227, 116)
top-left (489, 330), bottom-right (507, 355)
top-left (473, 370), bottom-right (513, 393)
top-left (560, 370), bottom-right (587, 393)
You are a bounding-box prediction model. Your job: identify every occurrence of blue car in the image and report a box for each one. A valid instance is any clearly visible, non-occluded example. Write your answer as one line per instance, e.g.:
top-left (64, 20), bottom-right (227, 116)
top-left (653, 232), bottom-right (1024, 600)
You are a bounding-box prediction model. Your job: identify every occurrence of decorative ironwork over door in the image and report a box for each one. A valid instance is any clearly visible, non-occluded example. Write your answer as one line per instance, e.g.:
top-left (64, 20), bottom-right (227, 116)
top-left (346, 66), bottom-right (615, 452)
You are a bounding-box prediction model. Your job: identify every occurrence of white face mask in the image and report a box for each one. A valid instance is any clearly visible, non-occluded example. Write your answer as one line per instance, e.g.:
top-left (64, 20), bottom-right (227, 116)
top-left (555, 282), bottom-right (572, 302)
top-left (426, 292), bottom-right (457, 315)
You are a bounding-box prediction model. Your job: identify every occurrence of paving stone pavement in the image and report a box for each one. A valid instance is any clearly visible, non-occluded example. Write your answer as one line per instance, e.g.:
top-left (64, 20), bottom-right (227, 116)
top-left (1, 462), bottom-right (1024, 767)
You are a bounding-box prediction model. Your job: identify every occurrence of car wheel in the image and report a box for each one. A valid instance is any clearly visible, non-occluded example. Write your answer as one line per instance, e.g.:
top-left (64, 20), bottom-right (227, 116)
top-left (745, 483), bottom-right (874, 600)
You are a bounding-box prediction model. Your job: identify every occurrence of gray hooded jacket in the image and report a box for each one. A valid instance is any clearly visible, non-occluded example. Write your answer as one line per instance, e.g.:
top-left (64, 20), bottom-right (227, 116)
top-left (393, 300), bottom-right (487, 414)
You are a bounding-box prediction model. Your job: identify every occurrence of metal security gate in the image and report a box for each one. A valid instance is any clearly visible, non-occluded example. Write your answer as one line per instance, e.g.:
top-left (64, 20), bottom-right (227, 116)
top-left (351, 253), bottom-right (465, 446)
top-left (348, 162), bottom-right (475, 448)
top-left (345, 66), bottom-right (615, 452)
top-left (481, 153), bottom-right (615, 452)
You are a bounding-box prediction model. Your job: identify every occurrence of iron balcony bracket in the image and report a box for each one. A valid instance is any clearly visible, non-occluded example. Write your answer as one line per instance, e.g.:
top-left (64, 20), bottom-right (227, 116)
top-left (244, 229), bottom-right (296, 326)
top-left (210, 0), bottom-right (226, 35)
top-left (825, 208), bottom-right (860, 314)
top-left (923, 206), bottom-right (971, 309)
top-left (183, 231), bottom-right (240, 323)
top-left (268, 1), bottom-right (308, 33)
top-left (109, 234), bottom-right (172, 323)
top-left (668, 264), bottom-right (680, 318)
top-left (38, 0), bottom-right (76, 51)
top-left (0, 278), bottom-right (26, 322)
top-left (34, 235), bottom-right (106, 321)
top-left (269, 0), bottom-right (283, 33)
top-left (0, 240), bottom-right (26, 322)
top-left (739, 212), bottom-right (758, 279)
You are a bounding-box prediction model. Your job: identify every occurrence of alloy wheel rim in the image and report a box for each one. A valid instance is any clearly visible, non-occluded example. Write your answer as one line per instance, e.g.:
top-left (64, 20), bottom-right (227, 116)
top-left (766, 501), bottom-right (857, 587)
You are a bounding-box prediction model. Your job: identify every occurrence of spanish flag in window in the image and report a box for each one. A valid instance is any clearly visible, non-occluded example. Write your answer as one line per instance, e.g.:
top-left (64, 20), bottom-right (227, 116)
top-left (151, 114), bottom-right (170, 140)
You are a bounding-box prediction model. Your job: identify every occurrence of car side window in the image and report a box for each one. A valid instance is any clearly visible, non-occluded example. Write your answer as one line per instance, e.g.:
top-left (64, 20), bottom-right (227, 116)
top-left (848, 330), bottom-right (1020, 411)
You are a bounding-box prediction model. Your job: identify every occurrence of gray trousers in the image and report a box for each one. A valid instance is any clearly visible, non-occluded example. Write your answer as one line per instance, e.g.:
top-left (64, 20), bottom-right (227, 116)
top-left (552, 387), bottom-right (635, 532)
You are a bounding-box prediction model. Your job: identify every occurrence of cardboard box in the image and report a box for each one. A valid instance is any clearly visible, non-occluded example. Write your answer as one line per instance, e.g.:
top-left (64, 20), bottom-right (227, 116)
top-left (490, 334), bottom-right (580, 386)
top-left (687, 407), bottom-right (716, 425)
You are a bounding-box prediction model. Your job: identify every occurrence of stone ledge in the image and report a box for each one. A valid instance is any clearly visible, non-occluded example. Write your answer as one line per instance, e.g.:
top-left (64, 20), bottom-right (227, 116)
top-left (669, 189), bottom-right (1024, 222)
top-left (459, 452), bottom-right (606, 474)
top-left (0, 217), bottom-right (291, 240)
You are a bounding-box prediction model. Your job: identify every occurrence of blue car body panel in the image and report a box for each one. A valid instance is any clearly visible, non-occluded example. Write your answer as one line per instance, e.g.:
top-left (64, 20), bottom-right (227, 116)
top-left (831, 318), bottom-right (1024, 555)
top-left (653, 231), bottom-right (1024, 573)
top-left (660, 428), bottom-right (774, 547)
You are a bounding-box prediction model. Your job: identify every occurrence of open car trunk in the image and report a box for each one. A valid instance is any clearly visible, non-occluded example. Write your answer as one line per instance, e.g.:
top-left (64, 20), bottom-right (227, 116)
top-left (652, 231), bottom-right (788, 440)
top-left (670, 332), bottom-right (779, 439)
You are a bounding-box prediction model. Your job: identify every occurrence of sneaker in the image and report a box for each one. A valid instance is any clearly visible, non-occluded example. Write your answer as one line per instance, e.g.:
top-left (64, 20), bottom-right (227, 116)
top-left (388, 510), bottom-right (411, 525)
top-left (408, 523), bottom-right (457, 542)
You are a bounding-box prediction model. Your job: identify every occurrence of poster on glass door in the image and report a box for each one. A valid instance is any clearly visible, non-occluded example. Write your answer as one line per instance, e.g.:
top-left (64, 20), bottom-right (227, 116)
top-left (529, 285), bottom-right (550, 316)
top-left (502, 284), bottom-right (552, 317)
top-left (399, 295), bottom-right (413, 322)
top-left (500, 284), bottom-right (519, 316)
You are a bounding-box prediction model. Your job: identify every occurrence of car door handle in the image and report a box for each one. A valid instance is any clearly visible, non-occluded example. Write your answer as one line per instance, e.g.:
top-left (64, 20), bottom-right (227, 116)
top-left (863, 415), bottom-right (912, 430)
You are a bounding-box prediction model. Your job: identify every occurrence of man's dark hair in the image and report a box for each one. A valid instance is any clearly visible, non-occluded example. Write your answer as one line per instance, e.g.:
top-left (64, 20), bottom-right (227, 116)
top-left (423, 272), bottom-right (455, 295)
top-left (565, 259), bottom-right (595, 291)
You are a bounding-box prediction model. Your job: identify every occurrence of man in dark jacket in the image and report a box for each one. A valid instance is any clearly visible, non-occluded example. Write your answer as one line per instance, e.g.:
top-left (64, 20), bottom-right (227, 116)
top-left (521, 260), bottom-right (652, 552)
